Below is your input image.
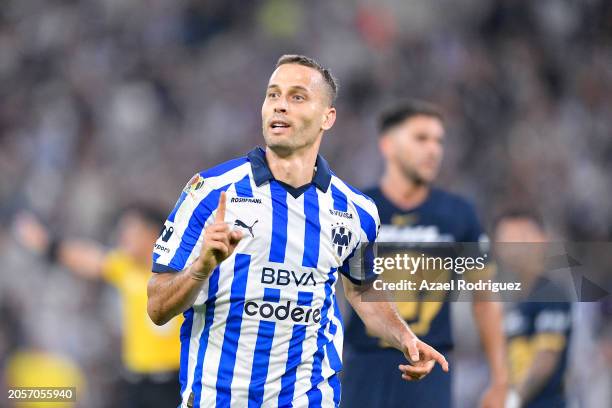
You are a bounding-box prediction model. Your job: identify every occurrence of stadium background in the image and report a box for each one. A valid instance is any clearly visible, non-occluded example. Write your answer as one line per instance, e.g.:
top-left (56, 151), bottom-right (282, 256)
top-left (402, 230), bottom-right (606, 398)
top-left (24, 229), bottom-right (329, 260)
top-left (0, 0), bottom-right (610, 407)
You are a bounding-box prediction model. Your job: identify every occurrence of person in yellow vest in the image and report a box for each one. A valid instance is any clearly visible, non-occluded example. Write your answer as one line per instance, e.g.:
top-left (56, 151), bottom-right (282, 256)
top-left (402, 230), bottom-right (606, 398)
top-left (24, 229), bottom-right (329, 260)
top-left (14, 205), bottom-right (182, 408)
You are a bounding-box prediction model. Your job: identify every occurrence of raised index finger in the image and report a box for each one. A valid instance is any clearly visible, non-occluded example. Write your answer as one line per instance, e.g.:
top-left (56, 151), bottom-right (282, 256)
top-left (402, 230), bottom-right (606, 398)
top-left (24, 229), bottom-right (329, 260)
top-left (215, 191), bottom-right (226, 223)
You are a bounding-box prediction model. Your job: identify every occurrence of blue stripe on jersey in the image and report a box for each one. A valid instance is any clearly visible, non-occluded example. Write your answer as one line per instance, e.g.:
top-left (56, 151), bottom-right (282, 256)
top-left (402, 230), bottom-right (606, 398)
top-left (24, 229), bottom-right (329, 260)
top-left (338, 245), bottom-right (357, 281)
top-left (216, 253), bottom-right (251, 408)
top-left (248, 289), bottom-right (278, 407)
top-left (354, 203), bottom-right (377, 242)
top-left (333, 296), bottom-right (344, 332)
top-left (269, 181), bottom-right (288, 263)
top-left (169, 184), bottom-right (231, 271)
top-left (354, 203), bottom-right (378, 283)
top-left (248, 321), bottom-right (276, 408)
top-left (341, 181), bottom-right (374, 203)
top-left (152, 262), bottom-right (181, 273)
top-left (307, 268), bottom-right (338, 407)
top-left (235, 174), bottom-right (254, 198)
top-left (330, 184), bottom-right (348, 212)
top-left (263, 287), bottom-right (281, 302)
top-left (329, 372), bottom-right (341, 407)
top-left (169, 191), bottom-right (188, 222)
top-left (326, 341), bottom-right (342, 372)
top-left (192, 266), bottom-right (221, 407)
top-left (200, 157), bottom-right (248, 178)
top-left (307, 346), bottom-right (324, 408)
top-left (153, 252), bottom-right (161, 263)
top-left (179, 307), bottom-right (194, 395)
top-left (297, 291), bottom-right (314, 306)
top-left (302, 187), bottom-right (321, 268)
top-left (278, 324), bottom-right (308, 407)
top-left (170, 158), bottom-right (246, 226)
top-left (325, 296), bottom-right (343, 338)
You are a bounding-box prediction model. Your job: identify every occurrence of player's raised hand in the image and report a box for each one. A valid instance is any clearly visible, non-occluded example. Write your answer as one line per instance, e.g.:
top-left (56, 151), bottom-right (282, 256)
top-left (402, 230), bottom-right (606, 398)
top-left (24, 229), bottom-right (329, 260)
top-left (13, 212), bottom-right (51, 255)
top-left (398, 335), bottom-right (449, 381)
top-left (191, 191), bottom-right (242, 280)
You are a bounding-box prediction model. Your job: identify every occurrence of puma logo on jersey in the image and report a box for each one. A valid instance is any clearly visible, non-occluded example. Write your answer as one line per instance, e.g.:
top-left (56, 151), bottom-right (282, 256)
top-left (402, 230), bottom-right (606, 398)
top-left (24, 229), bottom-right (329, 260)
top-left (234, 219), bottom-right (258, 237)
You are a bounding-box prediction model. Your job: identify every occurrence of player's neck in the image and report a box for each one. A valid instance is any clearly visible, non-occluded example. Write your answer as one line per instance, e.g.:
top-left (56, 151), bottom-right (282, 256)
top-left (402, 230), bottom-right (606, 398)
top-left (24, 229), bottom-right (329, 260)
top-left (380, 170), bottom-right (430, 210)
top-left (519, 268), bottom-right (542, 292)
top-left (265, 145), bottom-right (319, 188)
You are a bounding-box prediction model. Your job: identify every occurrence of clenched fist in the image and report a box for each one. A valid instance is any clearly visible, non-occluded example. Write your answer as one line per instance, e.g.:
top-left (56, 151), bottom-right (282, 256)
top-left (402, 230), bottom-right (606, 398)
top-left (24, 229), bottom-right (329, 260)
top-left (190, 191), bottom-right (243, 281)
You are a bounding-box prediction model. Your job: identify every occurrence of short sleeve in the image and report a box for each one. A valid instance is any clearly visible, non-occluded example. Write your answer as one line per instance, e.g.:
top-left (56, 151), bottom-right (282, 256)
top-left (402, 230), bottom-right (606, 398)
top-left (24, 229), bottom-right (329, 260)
top-left (339, 202), bottom-right (380, 285)
top-left (152, 174), bottom-right (226, 273)
top-left (460, 200), bottom-right (485, 243)
top-left (533, 303), bottom-right (571, 351)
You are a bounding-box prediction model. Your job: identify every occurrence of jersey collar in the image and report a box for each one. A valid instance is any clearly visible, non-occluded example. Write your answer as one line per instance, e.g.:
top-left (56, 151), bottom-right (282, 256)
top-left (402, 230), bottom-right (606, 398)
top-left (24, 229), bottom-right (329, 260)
top-left (247, 146), bottom-right (332, 192)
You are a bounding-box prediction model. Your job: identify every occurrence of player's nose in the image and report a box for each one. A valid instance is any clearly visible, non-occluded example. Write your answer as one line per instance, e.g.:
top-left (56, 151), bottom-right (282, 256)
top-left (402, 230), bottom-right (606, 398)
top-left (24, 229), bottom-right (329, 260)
top-left (273, 97), bottom-right (289, 113)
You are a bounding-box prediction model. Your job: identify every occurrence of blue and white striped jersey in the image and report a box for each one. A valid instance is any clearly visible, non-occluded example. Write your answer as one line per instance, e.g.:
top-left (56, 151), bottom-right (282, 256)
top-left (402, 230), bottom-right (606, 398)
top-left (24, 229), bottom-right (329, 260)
top-left (152, 147), bottom-right (380, 408)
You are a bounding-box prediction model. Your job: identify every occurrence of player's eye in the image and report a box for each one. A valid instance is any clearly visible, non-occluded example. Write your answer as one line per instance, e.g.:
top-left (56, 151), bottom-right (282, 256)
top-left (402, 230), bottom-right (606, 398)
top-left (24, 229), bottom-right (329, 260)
top-left (267, 92), bottom-right (279, 98)
top-left (292, 94), bottom-right (305, 101)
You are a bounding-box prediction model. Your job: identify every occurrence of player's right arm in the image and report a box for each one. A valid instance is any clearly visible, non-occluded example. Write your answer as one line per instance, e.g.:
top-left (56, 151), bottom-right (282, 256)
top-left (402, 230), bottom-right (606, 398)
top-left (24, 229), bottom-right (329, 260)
top-left (147, 192), bottom-right (242, 325)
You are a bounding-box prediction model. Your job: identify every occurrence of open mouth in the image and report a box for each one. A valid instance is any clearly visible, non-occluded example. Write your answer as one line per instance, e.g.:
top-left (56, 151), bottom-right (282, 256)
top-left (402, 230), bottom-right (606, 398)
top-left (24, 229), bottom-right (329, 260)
top-left (270, 120), bottom-right (291, 130)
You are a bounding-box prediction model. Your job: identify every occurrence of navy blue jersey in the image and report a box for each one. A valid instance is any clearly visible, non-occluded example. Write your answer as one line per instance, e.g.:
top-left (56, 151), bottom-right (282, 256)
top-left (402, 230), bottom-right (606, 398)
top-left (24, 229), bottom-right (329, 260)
top-left (505, 278), bottom-right (572, 408)
top-left (344, 186), bottom-right (486, 350)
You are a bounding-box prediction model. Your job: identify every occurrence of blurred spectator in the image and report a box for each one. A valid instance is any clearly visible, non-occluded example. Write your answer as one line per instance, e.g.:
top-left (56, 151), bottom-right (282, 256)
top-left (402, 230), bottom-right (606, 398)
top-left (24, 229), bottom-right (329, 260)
top-left (12, 205), bottom-right (182, 408)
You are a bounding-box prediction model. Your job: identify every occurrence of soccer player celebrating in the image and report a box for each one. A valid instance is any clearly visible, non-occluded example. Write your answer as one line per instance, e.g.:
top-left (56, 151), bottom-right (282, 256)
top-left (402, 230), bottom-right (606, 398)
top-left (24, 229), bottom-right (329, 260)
top-left (341, 101), bottom-right (508, 407)
top-left (147, 55), bottom-right (448, 408)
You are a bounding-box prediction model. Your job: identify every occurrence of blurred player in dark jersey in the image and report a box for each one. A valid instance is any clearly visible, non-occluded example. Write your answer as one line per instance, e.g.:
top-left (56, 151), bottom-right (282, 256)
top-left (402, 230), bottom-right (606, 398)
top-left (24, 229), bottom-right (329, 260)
top-left (494, 210), bottom-right (572, 408)
top-left (341, 101), bottom-right (508, 407)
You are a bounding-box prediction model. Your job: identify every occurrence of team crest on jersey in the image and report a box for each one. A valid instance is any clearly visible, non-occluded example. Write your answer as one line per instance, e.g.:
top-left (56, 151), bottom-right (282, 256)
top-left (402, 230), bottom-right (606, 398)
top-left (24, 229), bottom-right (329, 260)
top-left (184, 174), bottom-right (205, 194)
top-left (331, 222), bottom-right (353, 257)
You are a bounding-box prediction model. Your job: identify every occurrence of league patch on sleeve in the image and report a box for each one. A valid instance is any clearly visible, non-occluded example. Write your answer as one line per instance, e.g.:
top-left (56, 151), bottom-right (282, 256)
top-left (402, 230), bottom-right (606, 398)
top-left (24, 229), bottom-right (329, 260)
top-left (184, 174), bottom-right (205, 193)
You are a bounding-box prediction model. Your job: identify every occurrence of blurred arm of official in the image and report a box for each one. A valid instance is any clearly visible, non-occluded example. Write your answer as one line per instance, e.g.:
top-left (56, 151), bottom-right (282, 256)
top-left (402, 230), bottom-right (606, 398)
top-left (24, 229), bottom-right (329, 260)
top-left (147, 192), bottom-right (242, 326)
top-left (13, 212), bottom-right (107, 278)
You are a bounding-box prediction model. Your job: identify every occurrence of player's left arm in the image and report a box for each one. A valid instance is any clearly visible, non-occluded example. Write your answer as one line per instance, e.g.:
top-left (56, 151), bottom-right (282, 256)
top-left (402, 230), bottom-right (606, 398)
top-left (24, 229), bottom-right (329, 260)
top-left (343, 276), bottom-right (449, 381)
top-left (514, 305), bottom-right (570, 406)
top-left (515, 348), bottom-right (562, 406)
top-left (472, 300), bottom-right (509, 408)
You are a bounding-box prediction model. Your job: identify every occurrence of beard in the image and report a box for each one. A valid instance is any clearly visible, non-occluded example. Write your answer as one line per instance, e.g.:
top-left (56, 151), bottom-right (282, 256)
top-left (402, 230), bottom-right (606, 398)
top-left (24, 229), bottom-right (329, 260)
top-left (397, 158), bottom-right (429, 186)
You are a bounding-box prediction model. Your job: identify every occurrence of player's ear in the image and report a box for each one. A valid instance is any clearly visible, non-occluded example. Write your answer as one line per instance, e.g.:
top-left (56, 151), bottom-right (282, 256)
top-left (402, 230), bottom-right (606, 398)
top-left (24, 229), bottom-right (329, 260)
top-left (322, 107), bottom-right (336, 131)
top-left (379, 133), bottom-right (392, 158)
